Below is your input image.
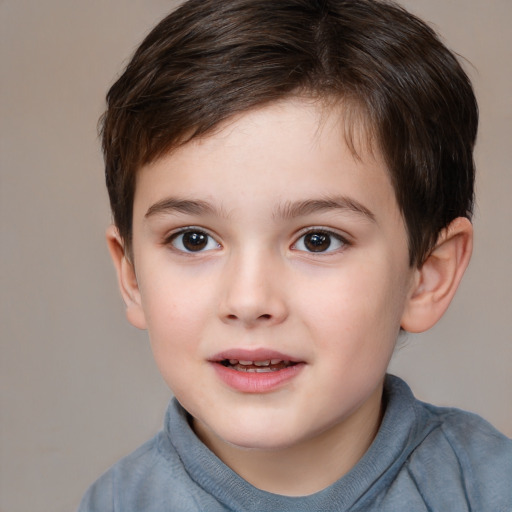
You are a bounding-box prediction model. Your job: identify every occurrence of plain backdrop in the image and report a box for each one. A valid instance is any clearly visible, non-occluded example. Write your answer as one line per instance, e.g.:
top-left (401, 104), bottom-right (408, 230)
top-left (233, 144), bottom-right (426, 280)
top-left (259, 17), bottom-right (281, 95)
top-left (1, 1), bottom-right (511, 511)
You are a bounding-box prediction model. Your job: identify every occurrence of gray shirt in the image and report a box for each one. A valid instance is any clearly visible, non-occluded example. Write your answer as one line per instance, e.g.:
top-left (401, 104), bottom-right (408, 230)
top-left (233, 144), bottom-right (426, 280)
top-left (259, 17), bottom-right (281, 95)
top-left (78, 375), bottom-right (512, 511)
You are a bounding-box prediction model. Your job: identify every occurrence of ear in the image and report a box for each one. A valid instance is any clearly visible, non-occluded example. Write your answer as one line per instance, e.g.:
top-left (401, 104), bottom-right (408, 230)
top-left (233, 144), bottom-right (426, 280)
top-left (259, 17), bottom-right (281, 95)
top-left (401, 217), bottom-right (473, 333)
top-left (106, 225), bottom-right (147, 330)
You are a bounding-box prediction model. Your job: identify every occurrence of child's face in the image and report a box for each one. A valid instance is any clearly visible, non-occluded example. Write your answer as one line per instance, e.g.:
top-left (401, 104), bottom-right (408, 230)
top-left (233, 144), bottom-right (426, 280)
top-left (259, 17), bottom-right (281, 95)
top-left (128, 98), bottom-right (417, 452)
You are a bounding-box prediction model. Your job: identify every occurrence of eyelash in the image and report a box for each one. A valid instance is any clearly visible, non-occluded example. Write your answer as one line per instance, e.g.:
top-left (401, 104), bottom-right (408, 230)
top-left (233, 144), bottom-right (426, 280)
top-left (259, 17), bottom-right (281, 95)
top-left (165, 227), bottom-right (221, 254)
top-left (291, 228), bottom-right (350, 254)
top-left (164, 227), bottom-right (350, 254)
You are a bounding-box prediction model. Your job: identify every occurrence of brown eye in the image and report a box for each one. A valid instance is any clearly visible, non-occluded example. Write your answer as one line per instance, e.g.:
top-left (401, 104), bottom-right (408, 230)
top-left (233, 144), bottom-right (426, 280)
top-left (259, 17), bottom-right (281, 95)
top-left (182, 231), bottom-right (207, 251)
top-left (293, 230), bottom-right (346, 253)
top-left (303, 232), bottom-right (331, 252)
top-left (170, 230), bottom-right (219, 253)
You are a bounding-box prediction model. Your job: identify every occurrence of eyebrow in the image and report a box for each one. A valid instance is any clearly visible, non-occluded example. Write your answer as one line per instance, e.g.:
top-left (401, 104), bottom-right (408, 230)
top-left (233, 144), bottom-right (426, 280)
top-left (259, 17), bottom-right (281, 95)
top-left (144, 195), bottom-right (376, 222)
top-left (145, 198), bottom-right (221, 218)
top-left (273, 196), bottom-right (376, 222)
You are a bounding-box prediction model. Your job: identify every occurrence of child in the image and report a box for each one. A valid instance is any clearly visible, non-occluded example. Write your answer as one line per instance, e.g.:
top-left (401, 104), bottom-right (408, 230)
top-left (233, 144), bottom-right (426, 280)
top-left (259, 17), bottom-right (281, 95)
top-left (79, 0), bottom-right (512, 510)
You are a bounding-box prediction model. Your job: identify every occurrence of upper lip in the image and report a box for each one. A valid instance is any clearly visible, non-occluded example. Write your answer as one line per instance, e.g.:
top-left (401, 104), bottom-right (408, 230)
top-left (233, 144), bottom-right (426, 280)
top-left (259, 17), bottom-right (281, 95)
top-left (210, 348), bottom-right (303, 363)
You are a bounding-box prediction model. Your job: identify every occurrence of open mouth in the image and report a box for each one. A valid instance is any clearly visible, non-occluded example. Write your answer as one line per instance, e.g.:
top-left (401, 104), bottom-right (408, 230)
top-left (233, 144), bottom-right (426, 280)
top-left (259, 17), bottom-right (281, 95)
top-left (220, 359), bottom-right (297, 373)
top-left (212, 352), bottom-right (304, 392)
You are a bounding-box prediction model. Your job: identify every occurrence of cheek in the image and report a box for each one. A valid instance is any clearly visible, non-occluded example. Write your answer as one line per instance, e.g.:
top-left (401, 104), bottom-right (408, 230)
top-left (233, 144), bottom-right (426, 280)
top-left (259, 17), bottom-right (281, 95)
top-left (300, 259), bottom-right (407, 351)
top-left (138, 272), bottom-right (214, 377)
top-left (139, 260), bottom-right (214, 327)
top-left (143, 286), bottom-right (209, 398)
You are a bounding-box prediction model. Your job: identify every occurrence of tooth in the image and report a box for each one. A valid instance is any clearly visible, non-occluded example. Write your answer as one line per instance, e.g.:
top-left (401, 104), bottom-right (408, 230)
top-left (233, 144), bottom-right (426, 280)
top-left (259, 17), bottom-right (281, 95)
top-left (229, 359), bottom-right (238, 365)
top-left (270, 359), bottom-right (282, 365)
top-left (255, 368), bottom-right (272, 372)
top-left (238, 360), bottom-right (253, 366)
top-left (254, 360), bottom-right (270, 367)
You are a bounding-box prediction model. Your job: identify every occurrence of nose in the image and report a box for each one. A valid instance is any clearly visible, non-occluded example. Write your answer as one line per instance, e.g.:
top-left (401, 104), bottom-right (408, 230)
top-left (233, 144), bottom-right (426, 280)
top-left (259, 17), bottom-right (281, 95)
top-left (218, 248), bottom-right (288, 328)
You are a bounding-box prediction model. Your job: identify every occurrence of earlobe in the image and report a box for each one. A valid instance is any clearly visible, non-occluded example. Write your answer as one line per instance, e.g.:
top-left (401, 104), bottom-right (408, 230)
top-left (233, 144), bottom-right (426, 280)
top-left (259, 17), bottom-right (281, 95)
top-left (106, 225), bottom-right (147, 330)
top-left (401, 217), bottom-right (473, 333)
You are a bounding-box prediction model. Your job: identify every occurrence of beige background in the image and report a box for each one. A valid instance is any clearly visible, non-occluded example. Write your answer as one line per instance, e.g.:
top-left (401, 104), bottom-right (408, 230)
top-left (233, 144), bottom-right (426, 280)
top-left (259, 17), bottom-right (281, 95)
top-left (1, 1), bottom-right (511, 511)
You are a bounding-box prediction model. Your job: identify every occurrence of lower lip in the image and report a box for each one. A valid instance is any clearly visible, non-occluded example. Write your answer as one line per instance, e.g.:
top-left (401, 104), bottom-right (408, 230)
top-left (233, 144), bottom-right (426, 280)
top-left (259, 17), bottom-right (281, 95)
top-left (211, 362), bottom-right (304, 393)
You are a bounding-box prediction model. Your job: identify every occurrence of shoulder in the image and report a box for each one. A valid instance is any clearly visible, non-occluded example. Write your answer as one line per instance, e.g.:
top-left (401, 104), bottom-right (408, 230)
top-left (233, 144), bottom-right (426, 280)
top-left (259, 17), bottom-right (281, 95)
top-left (77, 399), bottom-right (224, 512)
top-left (78, 432), bottom-right (206, 512)
top-left (379, 376), bottom-right (512, 510)
top-left (408, 398), bottom-right (512, 509)
top-left (77, 436), bottom-right (160, 512)
top-left (419, 400), bottom-right (512, 462)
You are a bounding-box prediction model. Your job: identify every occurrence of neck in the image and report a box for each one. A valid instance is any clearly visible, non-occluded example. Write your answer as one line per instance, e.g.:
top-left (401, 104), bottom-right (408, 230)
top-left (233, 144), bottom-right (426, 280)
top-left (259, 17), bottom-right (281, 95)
top-left (193, 383), bottom-right (384, 496)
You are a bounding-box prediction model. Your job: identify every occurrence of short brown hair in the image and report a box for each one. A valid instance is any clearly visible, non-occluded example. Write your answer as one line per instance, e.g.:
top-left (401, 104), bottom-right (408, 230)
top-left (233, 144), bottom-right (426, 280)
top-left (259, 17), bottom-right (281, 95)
top-left (101, 0), bottom-right (478, 266)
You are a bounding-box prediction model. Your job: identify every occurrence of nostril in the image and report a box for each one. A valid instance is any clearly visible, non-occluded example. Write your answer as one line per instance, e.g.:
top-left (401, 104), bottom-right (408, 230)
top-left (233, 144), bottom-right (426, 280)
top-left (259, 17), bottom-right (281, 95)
top-left (258, 314), bottom-right (272, 320)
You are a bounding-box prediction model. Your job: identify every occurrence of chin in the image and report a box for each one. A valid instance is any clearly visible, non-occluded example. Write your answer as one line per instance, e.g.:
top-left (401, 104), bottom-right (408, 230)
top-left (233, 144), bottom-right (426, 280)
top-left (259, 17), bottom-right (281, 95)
top-left (225, 432), bottom-right (300, 452)
top-left (199, 416), bottom-right (304, 452)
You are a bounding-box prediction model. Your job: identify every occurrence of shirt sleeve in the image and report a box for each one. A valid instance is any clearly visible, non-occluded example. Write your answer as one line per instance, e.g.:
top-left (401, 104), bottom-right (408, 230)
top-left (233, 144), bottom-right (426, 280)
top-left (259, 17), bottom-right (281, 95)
top-left (77, 469), bottom-right (114, 512)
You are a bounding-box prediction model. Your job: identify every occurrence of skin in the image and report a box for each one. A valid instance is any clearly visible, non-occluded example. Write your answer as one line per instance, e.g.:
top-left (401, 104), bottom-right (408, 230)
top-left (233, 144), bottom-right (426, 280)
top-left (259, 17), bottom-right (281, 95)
top-left (108, 98), bottom-right (473, 496)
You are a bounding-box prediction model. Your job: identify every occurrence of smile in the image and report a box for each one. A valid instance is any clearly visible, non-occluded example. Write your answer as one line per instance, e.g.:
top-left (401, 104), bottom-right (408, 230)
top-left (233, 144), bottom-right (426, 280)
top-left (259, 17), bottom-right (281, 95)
top-left (211, 351), bottom-right (304, 393)
top-left (221, 359), bottom-right (296, 372)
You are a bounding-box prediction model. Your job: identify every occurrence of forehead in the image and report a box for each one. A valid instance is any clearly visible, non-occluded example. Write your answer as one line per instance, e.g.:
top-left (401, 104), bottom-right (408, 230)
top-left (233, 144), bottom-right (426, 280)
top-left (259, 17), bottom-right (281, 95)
top-left (134, 98), bottom-right (397, 220)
